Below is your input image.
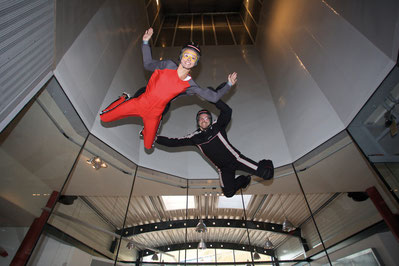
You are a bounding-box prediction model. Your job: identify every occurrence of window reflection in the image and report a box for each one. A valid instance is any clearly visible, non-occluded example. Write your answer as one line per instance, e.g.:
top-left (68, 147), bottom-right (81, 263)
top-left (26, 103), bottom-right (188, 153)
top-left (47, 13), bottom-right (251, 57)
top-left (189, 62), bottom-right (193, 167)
top-left (216, 249), bottom-right (234, 262)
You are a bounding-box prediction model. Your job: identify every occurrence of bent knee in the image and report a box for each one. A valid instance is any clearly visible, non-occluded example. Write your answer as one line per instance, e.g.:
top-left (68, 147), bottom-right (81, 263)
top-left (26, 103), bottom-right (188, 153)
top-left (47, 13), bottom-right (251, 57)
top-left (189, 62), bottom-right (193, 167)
top-left (222, 189), bottom-right (236, 198)
top-left (99, 114), bottom-right (109, 122)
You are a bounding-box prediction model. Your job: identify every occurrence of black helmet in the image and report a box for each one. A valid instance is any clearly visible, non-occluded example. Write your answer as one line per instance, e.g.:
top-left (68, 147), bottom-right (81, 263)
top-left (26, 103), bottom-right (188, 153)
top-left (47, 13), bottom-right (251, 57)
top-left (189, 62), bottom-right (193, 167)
top-left (196, 109), bottom-right (212, 127)
top-left (179, 41), bottom-right (201, 66)
top-left (182, 41), bottom-right (201, 56)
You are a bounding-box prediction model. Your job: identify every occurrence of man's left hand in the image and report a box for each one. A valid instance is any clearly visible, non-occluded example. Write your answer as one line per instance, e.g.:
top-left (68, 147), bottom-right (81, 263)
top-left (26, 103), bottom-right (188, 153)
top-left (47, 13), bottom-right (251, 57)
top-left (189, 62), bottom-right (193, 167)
top-left (228, 72), bottom-right (238, 86)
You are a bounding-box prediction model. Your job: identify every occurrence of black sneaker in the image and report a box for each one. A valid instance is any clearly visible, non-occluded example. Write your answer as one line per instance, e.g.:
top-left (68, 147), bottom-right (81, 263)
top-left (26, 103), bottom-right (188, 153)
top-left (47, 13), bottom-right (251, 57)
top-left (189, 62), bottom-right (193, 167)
top-left (242, 175), bottom-right (251, 189)
top-left (256, 160), bottom-right (274, 180)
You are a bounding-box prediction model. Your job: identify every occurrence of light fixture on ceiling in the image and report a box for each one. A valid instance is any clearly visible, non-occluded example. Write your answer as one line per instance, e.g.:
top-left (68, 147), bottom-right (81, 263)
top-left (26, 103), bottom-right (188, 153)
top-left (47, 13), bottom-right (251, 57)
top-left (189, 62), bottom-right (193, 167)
top-left (265, 237), bottom-right (274, 249)
top-left (126, 241), bottom-right (134, 250)
top-left (196, 196), bottom-right (206, 233)
top-left (195, 219), bottom-right (207, 233)
top-left (86, 156), bottom-right (107, 170)
top-left (253, 251), bottom-right (261, 260)
top-left (282, 217), bottom-right (295, 232)
top-left (196, 196), bottom-right (208, 250)
top-left (151, 253), bottom-right (159, 261)
top-left (198, 238), bottom-right (206, 250)
top-left (278, 194), bottom-right (296, 232)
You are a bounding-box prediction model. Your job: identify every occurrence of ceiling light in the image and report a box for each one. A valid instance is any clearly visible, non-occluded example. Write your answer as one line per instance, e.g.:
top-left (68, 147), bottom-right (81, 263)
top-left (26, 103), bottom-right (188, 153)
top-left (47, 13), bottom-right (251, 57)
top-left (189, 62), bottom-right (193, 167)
top-left (265, 237), bottom-right (274, 249)
top-left (195, 219), bottom-right (207, 233)
top-left (282, 217), bottom-right (295, 232)
top-left (151, 253), bottom-right (159, 261)
top-left (87, 156), bottom-right (107, 170)
top-left (198, 238), bottom-right (206, 250)
top-left (277, 194), bottom-right (296, 232)
top-left (253, 251), bottom-right (261, 260)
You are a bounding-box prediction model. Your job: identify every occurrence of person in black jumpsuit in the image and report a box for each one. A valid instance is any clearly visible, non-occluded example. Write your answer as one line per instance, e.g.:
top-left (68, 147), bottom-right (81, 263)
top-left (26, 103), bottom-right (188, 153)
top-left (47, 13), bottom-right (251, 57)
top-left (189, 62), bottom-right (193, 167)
top-left (155, 93), bottom-right (274, 197)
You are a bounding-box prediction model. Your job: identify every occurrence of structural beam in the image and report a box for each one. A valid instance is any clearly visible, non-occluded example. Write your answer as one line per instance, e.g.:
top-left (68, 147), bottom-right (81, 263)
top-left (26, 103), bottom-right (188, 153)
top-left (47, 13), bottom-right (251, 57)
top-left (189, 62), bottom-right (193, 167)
top-left (138, 241), bottom-right (275, 257)
top-left (118, 219), bottom-right (302, 238)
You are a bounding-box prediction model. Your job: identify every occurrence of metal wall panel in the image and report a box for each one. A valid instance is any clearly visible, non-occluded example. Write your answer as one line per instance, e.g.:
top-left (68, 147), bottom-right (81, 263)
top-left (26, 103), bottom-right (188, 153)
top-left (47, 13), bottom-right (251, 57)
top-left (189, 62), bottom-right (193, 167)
top-left (301, 193), bottom-right (382, 249)
top-left (0, 0), bottom-right (54, 129)
top-left (256, 0), bottom-right (396, 162)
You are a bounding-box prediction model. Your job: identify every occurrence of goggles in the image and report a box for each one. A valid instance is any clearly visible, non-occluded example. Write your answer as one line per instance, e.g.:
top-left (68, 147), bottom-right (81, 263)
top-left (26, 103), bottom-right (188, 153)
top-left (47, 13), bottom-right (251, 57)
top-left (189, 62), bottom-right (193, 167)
top-left (182, 50), bottom-right (198, 63)
top-left (198, 114), bottom-right (211, 122)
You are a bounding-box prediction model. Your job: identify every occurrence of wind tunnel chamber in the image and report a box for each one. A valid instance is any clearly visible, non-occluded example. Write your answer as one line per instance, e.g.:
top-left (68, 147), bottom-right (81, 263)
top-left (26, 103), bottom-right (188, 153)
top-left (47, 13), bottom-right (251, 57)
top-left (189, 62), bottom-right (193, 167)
top-left (1, 0), bottom-right (399, 265)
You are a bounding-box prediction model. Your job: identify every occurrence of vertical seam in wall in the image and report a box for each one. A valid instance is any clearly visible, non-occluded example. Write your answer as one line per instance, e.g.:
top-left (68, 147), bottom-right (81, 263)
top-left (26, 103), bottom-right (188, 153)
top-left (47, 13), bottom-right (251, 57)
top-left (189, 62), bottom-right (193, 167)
top-left (226, 14), bottom-right (237, 45)
top-left (190, 14), bottom-right (193, 41)
top-left (153, 15), bottom-right (164, 46)
top-left (151, 3), bottom-right (161, 28)
top-left (201, 14), bottom-right (205, 46)
top-left (172, 15), bottom-right (179, 47)
top-left (239, 12), bottom-right (255, 44)
top-left (212, 14), bottom-right (217, 45)
top-left (242, 2), bottom-right (258, 27)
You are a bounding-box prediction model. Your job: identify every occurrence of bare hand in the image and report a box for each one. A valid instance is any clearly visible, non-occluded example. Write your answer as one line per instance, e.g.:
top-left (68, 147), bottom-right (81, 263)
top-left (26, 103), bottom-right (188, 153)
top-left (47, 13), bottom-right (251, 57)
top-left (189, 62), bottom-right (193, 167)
top-left (143, 28), bottom-right (153, 41)
top-left (228, 72), bottom-right (238, 86)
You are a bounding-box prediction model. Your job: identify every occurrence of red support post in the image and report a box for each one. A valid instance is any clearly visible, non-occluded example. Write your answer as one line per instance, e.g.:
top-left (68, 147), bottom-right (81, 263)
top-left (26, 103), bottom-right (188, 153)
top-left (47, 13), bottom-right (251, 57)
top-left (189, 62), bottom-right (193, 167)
top-left (10, 191), bottom-right (59, 266)
top-left (366, 186), bottom-right (399, 242)
top-left (0, 246), bottom-right (8, 257)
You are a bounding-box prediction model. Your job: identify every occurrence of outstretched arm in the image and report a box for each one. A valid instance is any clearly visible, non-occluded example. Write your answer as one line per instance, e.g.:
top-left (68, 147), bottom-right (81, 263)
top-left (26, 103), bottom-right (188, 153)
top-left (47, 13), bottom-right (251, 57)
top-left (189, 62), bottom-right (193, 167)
top-left (214, 100), bottom-right (232, 129)
top-left (156, 135), bottom-right (195, 147)
top-left (185, 72), bottom-right (238, 103)
top-left (142, 28), bottom-right (169, 71)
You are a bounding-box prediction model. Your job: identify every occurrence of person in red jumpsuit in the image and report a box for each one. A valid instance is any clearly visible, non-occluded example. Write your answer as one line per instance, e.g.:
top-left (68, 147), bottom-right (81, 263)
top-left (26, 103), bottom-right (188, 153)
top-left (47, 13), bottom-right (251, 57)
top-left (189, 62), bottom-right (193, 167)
top-left (100, 28), bottom-right (237, 149)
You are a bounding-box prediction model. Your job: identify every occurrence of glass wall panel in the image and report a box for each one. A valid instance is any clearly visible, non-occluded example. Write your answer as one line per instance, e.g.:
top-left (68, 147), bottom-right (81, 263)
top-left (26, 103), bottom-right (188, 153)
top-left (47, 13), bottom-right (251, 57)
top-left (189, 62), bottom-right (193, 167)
top-left (120, 168), bottom-right (188, 264)
top-left (187, 164), bottom-right (311, 265)
top-left (293, 130), bottom-right (385, 265)
top-left (255, 252), bottom-right (273, 266)
top-left (375, 163), bottom-right (399, 199)
top-left (162, 250), bottom-right (180, 263)
top-left (0, 77), bottom-right (89, 265)
top-left (234, 250), bottom-right (252, 263)
top-left (238, 163), bottom-right (311, 265)
top-left (347, 65), bottom-right (399, 203)
top-left (198, 248), bottom-right (216, 263)
top-left (29, 132), bottom-right (138, 264)
top-left (185, 249), bottom-right (197, 264)
top-left (216, 248), bottom-right (234, 263)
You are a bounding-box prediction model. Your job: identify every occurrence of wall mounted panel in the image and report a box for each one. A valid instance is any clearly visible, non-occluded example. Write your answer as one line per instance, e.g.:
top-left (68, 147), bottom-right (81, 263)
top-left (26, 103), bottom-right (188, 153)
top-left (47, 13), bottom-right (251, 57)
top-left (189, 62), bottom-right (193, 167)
top-left (0, 0), bottom-right (54, 131)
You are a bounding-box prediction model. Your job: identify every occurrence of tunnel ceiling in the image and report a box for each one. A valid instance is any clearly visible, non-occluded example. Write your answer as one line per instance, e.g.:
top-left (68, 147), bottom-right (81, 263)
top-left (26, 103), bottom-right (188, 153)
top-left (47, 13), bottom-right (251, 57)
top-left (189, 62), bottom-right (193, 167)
top-left (148, 0), bottom-right (261, 46)
top-left (160, 0), bottom-right (243, 14)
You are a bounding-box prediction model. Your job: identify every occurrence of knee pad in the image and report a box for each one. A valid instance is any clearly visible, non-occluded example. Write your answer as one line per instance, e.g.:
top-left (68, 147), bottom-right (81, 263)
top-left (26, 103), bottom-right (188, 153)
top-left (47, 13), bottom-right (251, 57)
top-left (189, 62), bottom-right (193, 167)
top-left (256, 160), bottom-right (274, 180)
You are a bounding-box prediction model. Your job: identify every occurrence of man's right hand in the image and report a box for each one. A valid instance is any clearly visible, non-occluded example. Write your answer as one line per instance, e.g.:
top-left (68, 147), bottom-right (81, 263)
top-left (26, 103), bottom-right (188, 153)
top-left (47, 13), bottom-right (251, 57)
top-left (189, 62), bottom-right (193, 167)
top-left (143, 28), bottom-right (153, 42)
